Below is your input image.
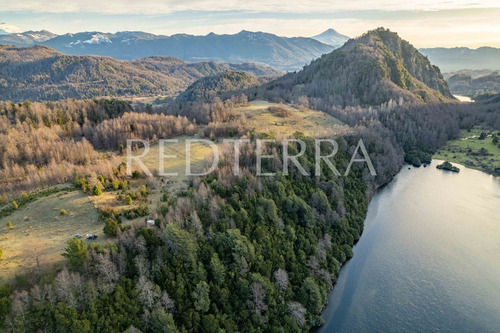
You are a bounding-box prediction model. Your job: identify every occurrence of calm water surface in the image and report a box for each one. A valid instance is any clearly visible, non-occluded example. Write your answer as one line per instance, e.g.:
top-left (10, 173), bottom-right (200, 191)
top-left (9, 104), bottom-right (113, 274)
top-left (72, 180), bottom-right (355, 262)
top-left (320, 161), bottom-right (500, 333)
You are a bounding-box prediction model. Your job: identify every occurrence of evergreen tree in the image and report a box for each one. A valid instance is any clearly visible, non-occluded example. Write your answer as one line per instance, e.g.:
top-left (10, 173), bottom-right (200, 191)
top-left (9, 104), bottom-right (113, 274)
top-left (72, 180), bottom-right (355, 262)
top-left (62, 238), bottom-right (87, 272)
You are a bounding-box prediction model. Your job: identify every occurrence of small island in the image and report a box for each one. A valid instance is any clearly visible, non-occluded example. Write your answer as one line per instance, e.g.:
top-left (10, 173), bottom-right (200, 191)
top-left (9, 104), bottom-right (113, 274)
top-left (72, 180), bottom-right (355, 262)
top-left (436, 161), bottom-right (460, 173)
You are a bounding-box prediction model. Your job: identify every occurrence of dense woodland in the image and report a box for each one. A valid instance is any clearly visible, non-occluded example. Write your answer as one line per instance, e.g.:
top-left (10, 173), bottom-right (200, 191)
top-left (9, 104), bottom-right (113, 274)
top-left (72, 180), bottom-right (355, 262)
top-left (0, 134), bottom-right (403, 332)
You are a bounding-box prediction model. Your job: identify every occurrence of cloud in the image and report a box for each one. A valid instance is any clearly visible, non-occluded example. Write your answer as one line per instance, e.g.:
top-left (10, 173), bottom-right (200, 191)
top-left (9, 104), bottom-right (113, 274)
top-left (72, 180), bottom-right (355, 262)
top-left (2, 0), bottom-right (500, 14)
top-left (1, 4), bottom-right (499, 48)
top-left (0, 22), bottom-right (22, 34)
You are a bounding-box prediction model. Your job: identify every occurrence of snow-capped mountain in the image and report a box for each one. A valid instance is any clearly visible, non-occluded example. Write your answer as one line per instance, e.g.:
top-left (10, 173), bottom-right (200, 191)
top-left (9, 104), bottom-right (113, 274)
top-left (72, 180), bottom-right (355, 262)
top-left (0, 30), bottom-right (56, 45)
top-left (24, 31), bottom-right (56, 42)
top-left (66, 33), bottom-right (112, 47)
top-left (83, 33), bottom-right (112, 44)
top-left (0, 29), bottom-right (335, 71)
top-left (43, 31), bottom-right (164, 49)
top-left (311, 28), bottom-right (350, 47)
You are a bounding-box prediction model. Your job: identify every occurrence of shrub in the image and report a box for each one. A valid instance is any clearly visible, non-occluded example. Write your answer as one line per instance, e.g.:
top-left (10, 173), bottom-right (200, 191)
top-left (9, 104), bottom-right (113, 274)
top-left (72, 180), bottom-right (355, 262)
top-left (60, 209), bottom-right (67, 215)
top-left (74, 176), bottom-right (89, 191)
top-left (132, 171), bottom-right (141, 179)
top-left (6, 222), bottom-right (13, 229)
top-left (104, 218), bottom-right (119, 236)
top-left (493, 135), bottom-right (499, 144)
top-left (99, 205), bottom-right (119, 220)
top-left (139, 185), bottom-right (148, 197)
top-left (125, 195), bottom-right (133, 205)
top-left (268, 105), bottom-right (292, 117)
top-left (12, 201), bottom-right (18, 210)
top-left (93, 185), bottom-right (103, 196)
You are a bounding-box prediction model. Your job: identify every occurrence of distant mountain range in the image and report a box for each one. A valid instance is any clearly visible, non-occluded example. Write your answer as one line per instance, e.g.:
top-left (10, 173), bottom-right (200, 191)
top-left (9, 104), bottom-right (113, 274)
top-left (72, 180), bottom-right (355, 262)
top-left (0, 27), bottom-right (461, 106)
top-left (0, 29), bottom-right (345, 71)
top-left (0, 30), bottom-right (56, 44)
top-left (419, 47), bottom-right (500, 72)
top-left (3, 28), bottom-right (500, 74)
top-left (0, 45), bottom-right (281, 102)
top-left (264, 28), bottom-right (453, 107)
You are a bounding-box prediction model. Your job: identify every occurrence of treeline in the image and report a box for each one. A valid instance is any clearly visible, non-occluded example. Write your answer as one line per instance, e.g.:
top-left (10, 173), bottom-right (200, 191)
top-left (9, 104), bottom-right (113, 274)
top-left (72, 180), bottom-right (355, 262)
top-left (0, 99), bottom-right (197, 198)
top-left (1, 134), bottom-right (402, 332)
top-left (85, 113), bottom-right (196, 150)
top-left (150, 95), bottom-right (257, 139)
top-left (0, 99), bottom-right (128, 198)
top-left (152, 95), bottom-right (249, 124)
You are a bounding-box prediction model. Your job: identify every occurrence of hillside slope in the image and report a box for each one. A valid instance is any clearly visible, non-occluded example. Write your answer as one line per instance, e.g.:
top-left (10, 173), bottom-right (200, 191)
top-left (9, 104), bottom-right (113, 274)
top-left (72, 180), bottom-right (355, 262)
top-left (0, 45), bottom-right (280, 102)
top-left (266, 28), bottom-right (453, 107)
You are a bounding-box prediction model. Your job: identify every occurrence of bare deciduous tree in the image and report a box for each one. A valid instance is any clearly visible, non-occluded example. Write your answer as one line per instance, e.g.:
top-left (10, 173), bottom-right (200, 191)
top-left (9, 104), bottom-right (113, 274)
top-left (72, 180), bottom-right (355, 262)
top-left (287, 301), bottom-right (306, 328)
top-left (273, 269), bottom-right (289, 290)
top-left (249, 282), bottom-right (267, 315)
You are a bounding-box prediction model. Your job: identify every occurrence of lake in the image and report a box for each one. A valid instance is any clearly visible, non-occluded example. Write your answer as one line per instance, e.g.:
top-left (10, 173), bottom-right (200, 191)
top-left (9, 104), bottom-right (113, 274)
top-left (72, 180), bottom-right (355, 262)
top-left (319, 161), bottom-right (500, 333)
top-left (453, 95), bottom-right (474, 103)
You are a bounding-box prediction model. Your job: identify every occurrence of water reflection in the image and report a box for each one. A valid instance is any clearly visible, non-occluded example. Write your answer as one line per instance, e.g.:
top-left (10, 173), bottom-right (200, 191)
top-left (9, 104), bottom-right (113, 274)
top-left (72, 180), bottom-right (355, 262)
top-left (320, 161), bottom-right (500, 333)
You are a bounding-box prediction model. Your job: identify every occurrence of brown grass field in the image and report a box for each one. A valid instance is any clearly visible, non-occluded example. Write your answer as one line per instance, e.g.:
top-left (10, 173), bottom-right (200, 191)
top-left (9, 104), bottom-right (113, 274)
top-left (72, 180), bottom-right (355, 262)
top-left (0, 190), bottom-right (104, 282)
top-left (239, 100), bottom-right (348, 137)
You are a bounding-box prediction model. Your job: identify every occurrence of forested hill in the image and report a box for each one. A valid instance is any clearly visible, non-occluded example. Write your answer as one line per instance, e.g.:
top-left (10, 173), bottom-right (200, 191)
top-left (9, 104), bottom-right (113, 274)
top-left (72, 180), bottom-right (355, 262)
top-left (0, 45), bottom-right (281, 102)
top-left (177, 71), bottom-right (261, 102)
top-left (264, 28), bottom-right (454, 107)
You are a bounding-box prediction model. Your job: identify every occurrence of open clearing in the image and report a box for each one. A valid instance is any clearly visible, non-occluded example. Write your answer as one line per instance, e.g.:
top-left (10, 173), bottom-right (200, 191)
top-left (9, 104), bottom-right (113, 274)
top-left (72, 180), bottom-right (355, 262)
top-left (125, 135), bottom-right (217, 194)
top-left (0, 190), bottom-right (104, 283)
top-left (433, 128), bottom-right (500, 176)
top-left (239, 100), bottom-right (347, 137)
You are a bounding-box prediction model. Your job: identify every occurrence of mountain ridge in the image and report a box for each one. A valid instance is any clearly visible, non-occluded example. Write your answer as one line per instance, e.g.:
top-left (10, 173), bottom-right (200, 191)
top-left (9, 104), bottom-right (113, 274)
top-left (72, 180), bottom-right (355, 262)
top-left (0, 44), bottom-right (281, 102)
top-left (0, 29), bottom-right (336, 71)
top-left (419, 46), bottom-right (500, 72)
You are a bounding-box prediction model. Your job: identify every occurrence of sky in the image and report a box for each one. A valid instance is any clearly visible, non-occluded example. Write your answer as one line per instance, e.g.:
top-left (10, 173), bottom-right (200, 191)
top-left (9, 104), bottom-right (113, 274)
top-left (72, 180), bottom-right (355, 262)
top-left (1, 0), bottom-right (500, 48)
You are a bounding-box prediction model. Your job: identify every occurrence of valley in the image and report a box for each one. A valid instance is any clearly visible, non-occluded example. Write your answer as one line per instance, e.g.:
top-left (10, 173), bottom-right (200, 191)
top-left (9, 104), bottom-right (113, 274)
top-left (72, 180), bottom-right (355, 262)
top-left (0, 22), bottom-right (498, 333)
